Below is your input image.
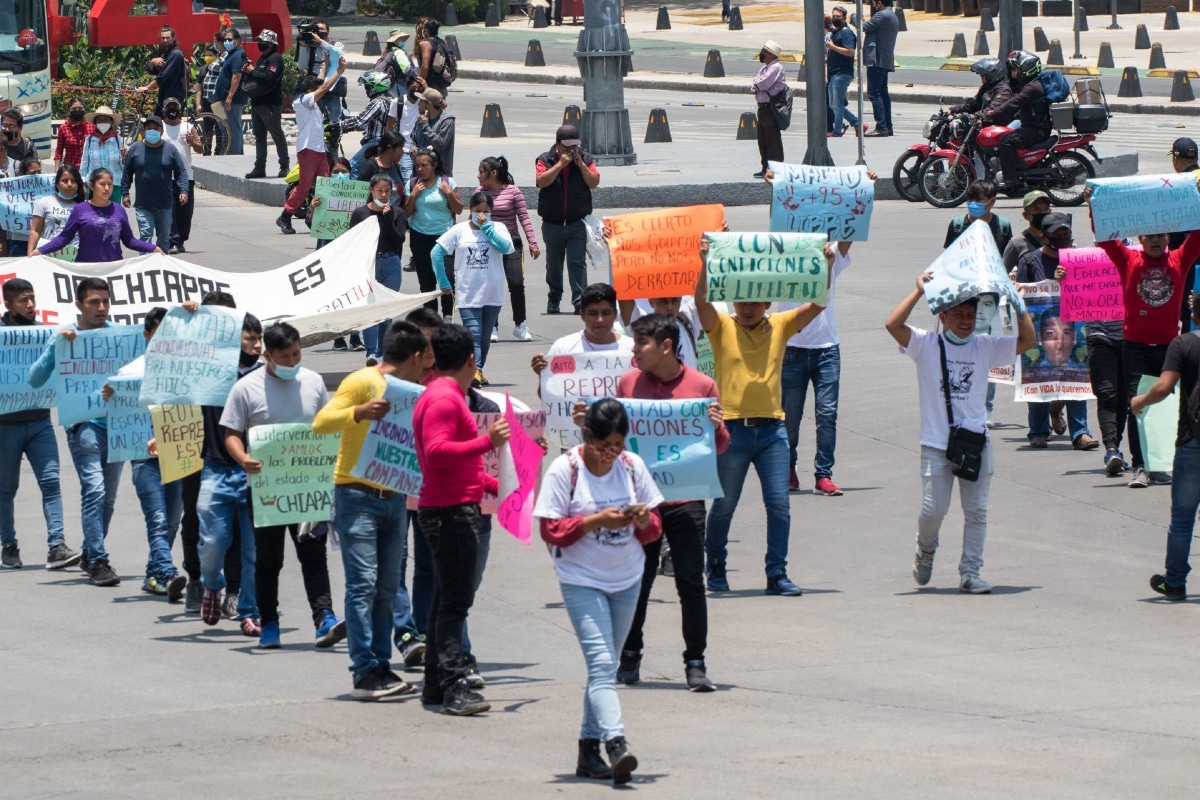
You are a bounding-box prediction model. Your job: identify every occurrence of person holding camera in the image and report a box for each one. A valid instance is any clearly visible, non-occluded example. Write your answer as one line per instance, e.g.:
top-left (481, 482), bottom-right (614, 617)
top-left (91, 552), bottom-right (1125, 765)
top-left (297, 20), bottom-right (344, 124)
top-left (535, 124), bottom-right (599, 315)
top-left (885, 275), bottom-right (1035, 594)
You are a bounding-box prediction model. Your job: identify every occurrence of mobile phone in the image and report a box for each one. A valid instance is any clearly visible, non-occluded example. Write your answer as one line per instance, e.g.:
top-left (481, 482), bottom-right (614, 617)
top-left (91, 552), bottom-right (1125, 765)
top-left (622, 503), bottom-right (647, 516)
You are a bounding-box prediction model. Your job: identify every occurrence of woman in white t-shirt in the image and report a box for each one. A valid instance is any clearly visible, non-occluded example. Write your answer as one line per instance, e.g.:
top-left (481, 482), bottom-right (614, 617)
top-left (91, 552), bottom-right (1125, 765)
top-left (533, 398), bottom-right (664, 786)
top-left (29, 164), bottom-right (85, 261)
top-left (430, 190), bottom-right (514, 386)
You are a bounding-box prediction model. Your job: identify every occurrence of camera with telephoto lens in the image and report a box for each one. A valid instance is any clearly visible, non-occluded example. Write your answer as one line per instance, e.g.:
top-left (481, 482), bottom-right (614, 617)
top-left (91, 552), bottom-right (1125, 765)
top-left (298, 19), bottom-right (319, 45)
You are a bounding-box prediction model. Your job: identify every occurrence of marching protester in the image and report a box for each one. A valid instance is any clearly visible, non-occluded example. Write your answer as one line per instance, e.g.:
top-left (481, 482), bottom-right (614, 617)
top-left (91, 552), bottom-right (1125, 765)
top-left (356, 131), bottom-right (405, 206)
top-left (54, 97), bottom-right (92, 170)
top-left (347, 174), bottom-right (408, 364)
top-left (535, 124), bottom-right (599, 315)
top-left (1167, 138), bottom-right (1200, 333)
top-left (6, 157), bottom-right (42, 255)
top-left (2, 109), bottom-right (39, 178)
top-left (121, 115), bottom-right (189, 252)
top-left (278, 47), bottom-right (346, 235)
top-left (80, 107), bottom-right (126, 203)
top-left (242, 29), bottom-right (290, 180)
top-left (531, 283), bottom-right (633, 383)
top-left (30, 168), bottom-right (160, 261)
top-left (161, 97), bottom-right (204, 254)
top-left (403, 148), bottom-right (461, 319)
top-left (1003, 191), bottom-right (1052, 270)
top-left (476, 155), bottom-right (540, 343)
top-left (944, 180), bottom-right (1013, 254)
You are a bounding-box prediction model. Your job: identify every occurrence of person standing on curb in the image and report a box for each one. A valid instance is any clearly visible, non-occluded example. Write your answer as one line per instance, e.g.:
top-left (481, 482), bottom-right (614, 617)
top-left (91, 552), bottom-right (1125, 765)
top-left (862, 0), bottom-right (899, 137)
top-left (242, 29), bottom-right (289, 179)
top-left (750, 40), bottom-right (786, 178)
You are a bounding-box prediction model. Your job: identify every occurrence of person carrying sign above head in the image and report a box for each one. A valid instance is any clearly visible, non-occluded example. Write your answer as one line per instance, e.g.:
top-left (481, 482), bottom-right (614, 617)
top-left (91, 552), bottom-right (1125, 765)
top-left (313, 319), bottom-right (429, 700)
top-left (531, 283), bottom-right (634, 385)
top-left (1086, 186), bottom-right (1200, 489)
top-left (348, 173), bottom-right (409, 366)
top-left (29, 168), bottom-right (160, 262)
top-left (277, 47), bottom-right (346, 236)
top-left (694, 239), bottom-right (832, 597)
top-left (886, 274), bottom-right (1036, 594)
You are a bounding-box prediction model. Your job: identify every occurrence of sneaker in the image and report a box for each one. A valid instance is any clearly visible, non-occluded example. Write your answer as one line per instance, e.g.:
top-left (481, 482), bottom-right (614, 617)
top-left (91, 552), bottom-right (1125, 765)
top-left (765, 573), bottom-right (803, 596)
top-left (685, 659), bottom-right (716, 692)
top-left (398, 632), bottom-right (426, 667)
top-left (546, 301), bottom-right (561, 315)
top-left (352, 671), bottom-right (411, 701)
top-left (788, 466), bottom-right (800, 492)
top-left (1, 542), bottom-right (21, 569)
top-left (141, 576), bottom-right (168, 595)
top-left (200, 588), bottom-right (223, 625)
top-left (959, 574), bottom-right (992, 594)
top-left (79, 553), bottom-right (89, 574)
top-left (814, 477), bottom-right (844, 496)
top-left (1150, 573), bottom-right (1186, 601)
top-left (276, 213), bottom-right (295, 234)
top-left (184, 580), bottom-right (203, 614)
top-left (1049, 401), bottom-right (1067, 435)
top-left (222, 592), bottom-right (240, 620)
top-left (474, 368), bottom-right (489, 386)
top-left (490, 326), bottom-right (499, 343)
top-left (349, 335), bottom-right (366, 352)
top-left (658, 550), bottom-right (674, 578)
top-left (1149, 471), bottom-right (1173, 485)
top-left (1128, 467), bottom-right (1151, 488)
top-left (706, 559), bottom-right (729, 592)
top-left (617, 649), bottom-right (642, 685)
top-left (89, 560), bottom-right (120, 587)
top-left (442, 679), bottom-right (490, 716)
top-left (1104, 449), bottom-right (1125, 476)
top-left (45, 543), bottom-right (81, 570)
top-left (378, 668), bottom-right (414, 695)
top-left (513, 322), bottom-right (533, 341)
top-left (241, 617), bottom-right (263, 637)
top-left (1029, 436), bottom-right (1048, 449)
top-left (986, 414), bottom-right (997, 429)
top-left (166, 575), bottom-right (188, 603)
top-left (259, 620), bottom-right (281, 648)
top-left (464, 656), bottom-right (486, 689)
top-left (912, 547), bottom-right (935, 586)
top-left (315, 610), bottom-right (347, 648)
top-left (752, 171), bottom-right (766, 179)
top-left (332, 337), bottom-right (348, 351)
top-left (366, 355), bottom-right (379, 367)
top-left (1073, 433), bottom-right (1100, 451)
top-left (443, 314), bottom-right (453, 324)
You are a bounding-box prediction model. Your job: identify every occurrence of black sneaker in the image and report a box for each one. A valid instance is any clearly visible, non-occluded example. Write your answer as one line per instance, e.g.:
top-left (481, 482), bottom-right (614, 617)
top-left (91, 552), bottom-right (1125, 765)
top-left (276, 214), bottom-right (296, 234)
top-left (546, 301), bottom-right (561, 315)
top-left (45, 543), bottom-right (82, 570)
top-left (79, 553), bottom-right (89, 574)
top-left (378, 668), bottom-right (414, 696)
top-left (1150, 573), bottom-right (1186, 601)
top-left (166, 575), bottom-right (188, 603)
top-left (617, 649), bottom-right (642, 685)
top-left (89, 560), bottom-right (121, 587)
top-left (442, 678), bottom-right (490, 716)
top-left (332, 337), bottom-right (348, 351)
top-left (685, 659), bottom-right (715, 692)
top-left (1, 543), bottom-right (21, 569)
top-left (351, 671), bottom-right (411, 701)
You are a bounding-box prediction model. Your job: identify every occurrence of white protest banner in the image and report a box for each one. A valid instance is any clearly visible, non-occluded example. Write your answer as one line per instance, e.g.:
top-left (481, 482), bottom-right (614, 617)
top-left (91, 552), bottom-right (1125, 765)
top-left (621, 398), bottom-right (723, 501)
top-left (475, 408), bottom-right (546, 514)
top-left (140, 306), bottom-right (245, 406)
top-left (54, 325), bottom-right (146, 427)
top-left (248, 423), bottom-right (338, 527)
top-left (768, 161), bottom-right (874, 241)
top-left (0, 174), bottom-right (54, 235)
top-left (106, 377), bottom-right (154, 462)
top-left (0, 325), bottom-right (57, 414)
top-left (923, 219), bottom-right (1025, 315)
top-left (349, 376), bottom-right (425, 495)
top-left (288, 288), bottom-right (441, 348)
top-left (1014, 281), bottom-right (1095, 402)
top-left (704, 232), bottom-right (828, 304)
top-left (1087, 173), bottom-right (1200, 242)
top-left (540, 352), bottom-right (633, 450)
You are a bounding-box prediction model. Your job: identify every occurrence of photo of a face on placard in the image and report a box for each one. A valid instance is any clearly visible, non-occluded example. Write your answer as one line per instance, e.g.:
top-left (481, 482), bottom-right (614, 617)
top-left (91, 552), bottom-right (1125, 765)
top-left (1020, 303), bottom-right (1089, 384)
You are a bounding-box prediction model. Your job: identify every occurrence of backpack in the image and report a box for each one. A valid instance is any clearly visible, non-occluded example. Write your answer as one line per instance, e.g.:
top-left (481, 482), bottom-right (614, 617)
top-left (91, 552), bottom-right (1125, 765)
top-left (380, 48), bottom-right (417, 86)
top-left (1038, 70), bottom-right (1071, 103)
top-left (429, 36), bottom-right (457, 87)
top-left (565, 448), bottom-right (637, 498)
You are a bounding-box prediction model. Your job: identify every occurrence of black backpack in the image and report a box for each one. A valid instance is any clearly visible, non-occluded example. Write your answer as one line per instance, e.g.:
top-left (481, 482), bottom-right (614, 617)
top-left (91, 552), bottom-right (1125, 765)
top-left (429, 36), bottom-right (457, 87)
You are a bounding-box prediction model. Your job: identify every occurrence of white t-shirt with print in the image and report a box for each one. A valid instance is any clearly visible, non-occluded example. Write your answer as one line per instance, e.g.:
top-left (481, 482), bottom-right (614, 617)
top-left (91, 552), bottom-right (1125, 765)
top-left (31, 195), bottom-right (77, 244)
top-left (546, 330), bottom-right (634, 359)
top-left (533, 446), bottom-right (665, 593)
top-left (901, 326), bottom-right (1017, 450)
top-left (777, 248), bottom-right (851, 349)
top-left (435, 221), bottom-right (514, 308)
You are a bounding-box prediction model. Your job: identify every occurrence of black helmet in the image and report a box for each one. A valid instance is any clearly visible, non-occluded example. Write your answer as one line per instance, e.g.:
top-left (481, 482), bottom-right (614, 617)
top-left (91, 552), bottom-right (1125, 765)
top-left (1006, 50), bottom-right (1042, 80)
top-left (970, 57), bottom-right (1005, 85)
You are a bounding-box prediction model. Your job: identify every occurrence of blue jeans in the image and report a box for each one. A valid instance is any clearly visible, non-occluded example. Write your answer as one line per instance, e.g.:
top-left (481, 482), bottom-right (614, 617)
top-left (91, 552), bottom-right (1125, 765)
top-left (705, 420), bottom-right (792, 577)
top-left (1165, 440), bottom-right (1200, 587)
top-left (458, 306), bottom-right (502, 369)
top-left (0, 418), bottom-right (64, 548)
top-left (560, 580), bottom-right (641, 741)
top-left (362, 251), bottom-right (403, 358)
top-left (1027, 400), bottom-right (1091, 440)
top-left (827, 72), bottom-right (859, 135)
top-left (66, 422), bottom-right (124, 564)
top-left (131, 459), bottom-right (183, 579)
top-left (349, 138), bottom-right (379, 180)
top-left (393, 510), bottom-right (434, 642)
top-left (135, 205), bottom-right (173, 251)
top-left (197, 462), bottom-right (258, 618)
top-left (399, 152), bottom-right (413, 185)
top-left (227, 103), bottom-right (245, 155)
top-left (782, 345), bottom-right (841, 480)
top-left (336, 485), bottom-right (406, 683)
top-left (866, 66), bottom-right (893, 132)
top-left (318, 93), bottom-right (341, 125)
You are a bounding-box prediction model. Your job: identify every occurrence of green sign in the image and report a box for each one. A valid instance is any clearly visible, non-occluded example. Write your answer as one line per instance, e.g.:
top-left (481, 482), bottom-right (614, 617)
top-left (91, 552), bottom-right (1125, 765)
top-left (695, 332), bottom-right (714, 378)
top-left (1134, 375), bottom-right (1179, 474)
top-left (248, 423), bottom-right (339, 526)
top-left (310, 176), bottom-right (370, 240)
top-left (704, 232), bottom-right (828, 304)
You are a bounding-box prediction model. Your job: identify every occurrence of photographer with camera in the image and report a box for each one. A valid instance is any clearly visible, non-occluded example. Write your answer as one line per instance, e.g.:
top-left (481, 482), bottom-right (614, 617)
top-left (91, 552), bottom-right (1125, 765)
top-left (296, 19), bottom-right (345, 124)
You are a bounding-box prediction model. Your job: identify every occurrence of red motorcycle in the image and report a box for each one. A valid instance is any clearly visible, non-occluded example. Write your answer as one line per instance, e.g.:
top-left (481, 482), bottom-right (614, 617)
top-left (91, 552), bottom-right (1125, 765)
top-left (916, 113), bottom-right (1102, 208)
top-left (893, 107), bottom-right (959, 203)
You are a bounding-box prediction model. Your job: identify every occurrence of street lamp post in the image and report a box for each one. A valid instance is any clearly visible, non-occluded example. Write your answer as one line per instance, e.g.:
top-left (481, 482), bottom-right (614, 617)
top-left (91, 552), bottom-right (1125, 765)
top-left (802, 0), bottom-right (834, 166)
top-left (998, 0), bottom-right (1023, 58)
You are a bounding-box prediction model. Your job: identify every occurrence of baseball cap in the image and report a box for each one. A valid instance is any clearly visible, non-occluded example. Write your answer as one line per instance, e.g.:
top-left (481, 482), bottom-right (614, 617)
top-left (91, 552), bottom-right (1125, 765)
top-left (1169, 137), bottom-right (1198, 159)
top-left (1041, 212), bottom-right (1072, 233)
top-left (1022, 190), bottom-right (1050, 208)
top-left (556, 123), bottom-right (581, 146)
top-left (142, 114), bottom-right (164, 127)
top-left (257, 29), bottom-right (278, 44)
top-left (420, 88), bottom-right (446, 108)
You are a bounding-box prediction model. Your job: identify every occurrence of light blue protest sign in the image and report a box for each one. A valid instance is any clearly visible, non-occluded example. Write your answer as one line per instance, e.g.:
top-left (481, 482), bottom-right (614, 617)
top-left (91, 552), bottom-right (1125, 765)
top-left (1135, 375), bottom-right (1179, 474)
top-left (0, 174), bottom-right (54, 236)
top-left (349, 376), bottom-right (425, 495)
top-left (55, 326), bottom-right (145, 427)
top-left (106, 377), bottom-right (153, 462)
top-left (923, 219), bottom-right (1025, 315)
top-left (0, 325), bottom-right (57, 414)
top-left (139, 306), bottom-right (245, 406)
top-left (620, 398), bottom-right (723, 502)
top-left (768, 161), bottom-right (874, 241)
top-left (1087, 173), bottom-right (1200, 242)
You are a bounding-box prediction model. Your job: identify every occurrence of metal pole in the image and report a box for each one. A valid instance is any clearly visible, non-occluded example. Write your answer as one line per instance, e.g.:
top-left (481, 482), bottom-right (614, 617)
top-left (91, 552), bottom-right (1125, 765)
top-left (998, 0), bottom-right (1023, 58)
top-left (1107, 0), bottom-right (1121, 29)
top-left (855, 0), bottom-right (866, 166)
top-left (1072, 0), bottom-right (1084, 58)
top-left (802, 0), bottom-right (834, 166)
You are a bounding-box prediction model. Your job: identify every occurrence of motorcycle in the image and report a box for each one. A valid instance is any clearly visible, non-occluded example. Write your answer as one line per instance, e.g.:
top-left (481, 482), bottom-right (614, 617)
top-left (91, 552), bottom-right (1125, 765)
top-left (917, 113), bottom-right (1101, 208)
top-left (892, 106), bottom-right (958, 203)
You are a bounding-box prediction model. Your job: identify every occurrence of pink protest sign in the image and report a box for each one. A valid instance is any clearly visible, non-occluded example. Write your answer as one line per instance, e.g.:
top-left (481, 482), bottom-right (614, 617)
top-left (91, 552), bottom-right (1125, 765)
top-left (497, 395), bottom-right (545, 545)
top-left (1060, 247), bottom-right (1125, 323)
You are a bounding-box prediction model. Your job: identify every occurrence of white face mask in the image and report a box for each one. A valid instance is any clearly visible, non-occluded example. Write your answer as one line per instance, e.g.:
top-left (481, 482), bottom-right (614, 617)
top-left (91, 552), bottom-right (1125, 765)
top-left (95, 122), bottom-right (111, 134)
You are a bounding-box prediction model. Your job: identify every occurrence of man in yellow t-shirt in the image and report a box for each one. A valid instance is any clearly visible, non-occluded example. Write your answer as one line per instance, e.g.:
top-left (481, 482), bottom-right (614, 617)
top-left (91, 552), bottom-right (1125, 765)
top-left (693, 240), bottom-right (831, 597)
top-left (313, 319), bottom-right (428, 701)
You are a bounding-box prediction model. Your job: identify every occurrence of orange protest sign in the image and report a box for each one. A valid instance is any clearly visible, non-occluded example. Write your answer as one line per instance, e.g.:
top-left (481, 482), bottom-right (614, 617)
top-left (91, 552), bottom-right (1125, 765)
top-left (605, 204), bottom-right (725, 300)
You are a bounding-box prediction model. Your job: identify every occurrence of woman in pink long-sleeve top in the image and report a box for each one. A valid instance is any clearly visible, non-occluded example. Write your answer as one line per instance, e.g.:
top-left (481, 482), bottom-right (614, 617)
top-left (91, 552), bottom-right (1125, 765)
top-left (476, 155), bottom-right (540, 342)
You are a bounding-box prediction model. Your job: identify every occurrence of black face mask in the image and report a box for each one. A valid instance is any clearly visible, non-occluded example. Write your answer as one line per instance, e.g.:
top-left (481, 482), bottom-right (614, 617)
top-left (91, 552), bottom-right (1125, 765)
top-left (832, 18), bottom-right (845, 27)
top-left (69, 109), bottom-right (85, 121)
top-left (3, 130), bottom-right (17, 141)
top-left (239, 351), bottom-right (260, 368)
top-left (1031, 212), bottom-right (1049, 232)
top-left (164, 108), bottom-right (182, 121)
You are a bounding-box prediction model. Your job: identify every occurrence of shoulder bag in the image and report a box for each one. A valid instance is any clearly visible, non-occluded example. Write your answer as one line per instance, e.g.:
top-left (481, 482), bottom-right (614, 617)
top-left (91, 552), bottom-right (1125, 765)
top-left (939, 335), bottom-right (986, 481)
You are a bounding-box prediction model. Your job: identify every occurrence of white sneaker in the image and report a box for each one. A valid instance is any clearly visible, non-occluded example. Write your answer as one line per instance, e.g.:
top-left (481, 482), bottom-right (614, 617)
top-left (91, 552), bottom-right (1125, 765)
top-left (490, 326), bottom-right (499, 343)
top-left (986, 414), bottom-right (997, 429)
top-left (912, 548), bottom-right (935, 586)
top-left (959, 574), bottom-right (992, 594)
top-left (513, 322), bottom-right (533, 342)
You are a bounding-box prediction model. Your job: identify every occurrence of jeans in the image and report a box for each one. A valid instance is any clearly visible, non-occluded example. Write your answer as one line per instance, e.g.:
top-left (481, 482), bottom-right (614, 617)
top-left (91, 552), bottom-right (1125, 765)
top-left (254, 522), bottom-right (334, 626)
top-left (917, 444), bottom-right (993, 577)
top-left (827, 71), bottom-right (859, 135)
top-left (782, 345), bottom-right (841, 480)
top-left (349, 138), bottom-right (379, 179)
top-left (503, 244), bottom-right (528, 326)
top-left (180, 468), bottom-right (242, 590)
top-left (1165, 440), bottom-right (1200, 587)
top-left (419, 503), bottom-right (482, 693)
top-left (623, 500), bottom-right (707, 662)
top-left (705, 420), bottom-right (792, 577)
top-left (66, 422), bottom-right (124, 564)
top-left (561, 580), bottom-right (641, 741)
top-left (1087, 335), bottom-right (1127, 452)
top-left (399, 152), bottom-right (413, 185)
top-left (130, 459), bottom-right (183, 579)
top-left (170, 179), bottom-right (195, 248)
top-left (135, 205), bottom-right (173, 252)
top-left (226, 102), bottom-right (245, 155)
top-left (318, 92), bottom-right (341, 125)
top-left (336, 485), bottom-right (407, 683)
top-left (0, 418), bottom-right (63, 549)
top-left (1027, 400), bottom-right (1091, 440)
top-left (986, 382), bottom-right (996, 414)
top-left (866, 66), bottom-right (893, 132)
top-left (541, 218), bottom-right (589, 310)
top-left (197, 462), bottom-right (258, 619)
top-left (392, 510), bottom-right (434, 642)
top-left (411, 229), bottom-right (455, 317)
top-left (362, 251), bottom-right (404, 357)
top-left (250, 103), bottom-right (288, 168)
top-left (459, 306), bottom-right (502, 369)
top-left (756, 102), bottom-right (784, 173)
top-left (1124, 341), bottom-right (1168, 469)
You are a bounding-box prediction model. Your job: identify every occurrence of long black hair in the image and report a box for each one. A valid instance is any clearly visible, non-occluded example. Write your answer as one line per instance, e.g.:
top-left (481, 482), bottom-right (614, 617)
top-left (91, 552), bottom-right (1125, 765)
top-left (479, 155), bottom-right (514, 186)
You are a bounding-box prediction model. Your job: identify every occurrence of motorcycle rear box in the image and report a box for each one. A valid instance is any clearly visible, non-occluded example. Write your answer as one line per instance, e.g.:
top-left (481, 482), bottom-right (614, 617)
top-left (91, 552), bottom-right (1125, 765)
top-left (1051, 102), bottom-right (1075, 130)
top-left (1073, 104), bottom-right (1109, 133)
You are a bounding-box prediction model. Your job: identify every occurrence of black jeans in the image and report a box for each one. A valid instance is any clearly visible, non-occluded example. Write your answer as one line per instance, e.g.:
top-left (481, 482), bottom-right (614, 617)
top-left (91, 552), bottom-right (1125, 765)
top-left (419, 503), bottom-right (483, 694)
top-left (504, 243), bottom-right (527, 326)
top-left (1087, 335), bottom-right (1127, 452)
top-left (999, 127), bottom-right (1050, 185)
top-left (180, 469), bottom-right (242, 592)
top-left (623, 500), bottom-right (708, 663)
top-left (1123, 340), bottom-right (1169, 469)
top-left (541, 218), bottom-right (588, 310)
top-left (254, 523), bottom-right (334, 626)
top-left (411, 228), bottom-right (454, 317)
top-left (251, 103), bottom-right (289, 168)
top-left (170, 179), bottom-right (195, 248)
top-left (756, 102), bottom-right (783, 173)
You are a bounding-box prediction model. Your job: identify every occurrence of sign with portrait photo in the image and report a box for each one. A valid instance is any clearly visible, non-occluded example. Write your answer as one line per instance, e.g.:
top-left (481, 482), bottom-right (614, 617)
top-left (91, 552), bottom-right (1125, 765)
top-left (1014, 281), bottom-right (1095, 402)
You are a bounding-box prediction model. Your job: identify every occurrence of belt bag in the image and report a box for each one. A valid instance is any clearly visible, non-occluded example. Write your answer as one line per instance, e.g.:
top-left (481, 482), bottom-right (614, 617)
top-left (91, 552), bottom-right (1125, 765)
top-left (938, 335), bottom-right (986, 482)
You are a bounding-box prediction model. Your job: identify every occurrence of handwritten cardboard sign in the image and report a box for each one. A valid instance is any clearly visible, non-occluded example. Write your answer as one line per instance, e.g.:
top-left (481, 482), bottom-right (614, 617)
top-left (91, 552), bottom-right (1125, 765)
top-left (140, 305), bottom-right (246, 406)
top-left (55, 326), bottom-right (145, 427)
top-left (768, 161), bottom-right (874, 241)
top-left (350, 376), bottom-right (425, 495)
top-left (605, 204), bottom-right (725, 300)
top-left (149, 404), bottom-right (205, 482)
top-left (106, 376), bottom-right (154, 462)
top-left (923, 219), bottom-right (1025, 315)
top-left (703, 232), bottom-right (828, 304)
top-left (0, 174), bottom-right (54, 235)
top-left (310, 176), bottom-right (370, 240)
top-left (1088, 173), bottom-right (1200, 242)
top-left (0, 325), bottom-right (57, 415)
top-left (621, 398), bottom-right (723, 501)
top-left (248, 423), bottom-right (338, 526)
top-left (1059, 247), bottom-right (1125, 322)
top-left (540, 352), bottom-right (632, 450)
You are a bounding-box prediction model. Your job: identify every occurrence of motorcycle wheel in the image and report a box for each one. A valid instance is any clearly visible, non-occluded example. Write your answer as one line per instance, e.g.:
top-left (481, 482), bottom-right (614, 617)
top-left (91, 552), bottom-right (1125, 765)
top-left (917, 156), bottom-right (972, 208)
top-left (892, 149), bottom-right (925, 203)
top-left (1042, 152), bottom-right (1095, 207)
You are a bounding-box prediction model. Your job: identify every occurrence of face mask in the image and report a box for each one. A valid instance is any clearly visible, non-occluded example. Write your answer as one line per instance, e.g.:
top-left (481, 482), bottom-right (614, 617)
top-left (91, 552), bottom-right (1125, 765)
top-left (832, 17), bottom-right (845, 27)
top-left (757, 52), bottom-right (765, 62)
top-left (57, 190), bottom-right (76, 201)
top-left (164, 109), bottom-right (181, 121)
top-left (372, 197), bottom-right (386, 207)
top-left (945, 329), bottom-right (975, 345)
top-left (224, 39), bottom-right (236, 51)
top-left (143, 130), bottom-right (162, 144)
top-left (967, 201), bottom-right (988, 218)
top-left (95, 122), bottom-right (111, 134)
top-left (204, 54), bottom-right (216, 64)
top-left (69, 109), bottom-right (85, 121)
top-left (239, 350), bottom-right (260, 368)
top-left (272, 362), bottom-right (300, 381)
top-left (333, 172), bottom-right (351, 180)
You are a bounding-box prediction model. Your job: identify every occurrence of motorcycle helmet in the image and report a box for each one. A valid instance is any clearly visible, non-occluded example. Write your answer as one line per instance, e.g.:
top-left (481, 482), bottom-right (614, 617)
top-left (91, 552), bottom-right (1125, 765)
top-left (358, 70), bottom-right (391, 97)
top-left (971, 57), bottom-right (1006, 86)
top-left (1006, 50), bottom-right (1042, 80)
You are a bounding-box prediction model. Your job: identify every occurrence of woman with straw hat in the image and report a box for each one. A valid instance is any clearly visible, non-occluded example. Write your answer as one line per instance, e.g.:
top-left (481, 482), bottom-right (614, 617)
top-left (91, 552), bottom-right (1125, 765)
top-left (80, 106), bottom-right (128, 203)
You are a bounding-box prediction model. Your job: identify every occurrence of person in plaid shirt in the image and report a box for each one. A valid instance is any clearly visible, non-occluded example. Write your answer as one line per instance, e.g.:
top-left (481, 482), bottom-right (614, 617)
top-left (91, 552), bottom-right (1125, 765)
top-left (54, 98), bottom-right (92, 169)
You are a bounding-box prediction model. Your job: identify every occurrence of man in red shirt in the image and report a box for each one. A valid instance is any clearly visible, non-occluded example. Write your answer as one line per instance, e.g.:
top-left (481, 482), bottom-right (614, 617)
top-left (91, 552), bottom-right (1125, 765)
top-left (413, 323), bottom-right (510, 716)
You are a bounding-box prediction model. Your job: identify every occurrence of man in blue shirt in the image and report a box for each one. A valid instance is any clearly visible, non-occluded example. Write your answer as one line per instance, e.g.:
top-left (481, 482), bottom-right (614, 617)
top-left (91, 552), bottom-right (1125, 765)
top-left (210, 28), bottom-right (250, 155)
top-left (121, 115), bottom-right (189, 252)
top-left (141, 25), bottom-right (186, 117)
top-left (825, 6), bottom-right (862, 138)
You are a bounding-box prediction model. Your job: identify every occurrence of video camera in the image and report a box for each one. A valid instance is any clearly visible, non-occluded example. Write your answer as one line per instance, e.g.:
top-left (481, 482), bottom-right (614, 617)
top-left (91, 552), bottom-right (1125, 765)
top-left (298, 19), bottom-right (319, 46)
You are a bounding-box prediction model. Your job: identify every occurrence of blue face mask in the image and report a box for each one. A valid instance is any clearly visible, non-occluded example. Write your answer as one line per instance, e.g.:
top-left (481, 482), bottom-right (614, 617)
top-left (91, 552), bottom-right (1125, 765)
top-left (223, 39), bottom-right (236, 51)
top-left (143, 130), bottom-right (162, 145)
top-left (967, 201), bottom-right (988, 219)
top-left (333, 172), bottom-right (351, 181)
top-left (372, 197), bottom-right (386, 207)
top-left (944, 329), bottom-right (975, 345)
top-left (272, 362), bottom-right (300, 381)
top-left (56, 190), bottom-right (76, 201)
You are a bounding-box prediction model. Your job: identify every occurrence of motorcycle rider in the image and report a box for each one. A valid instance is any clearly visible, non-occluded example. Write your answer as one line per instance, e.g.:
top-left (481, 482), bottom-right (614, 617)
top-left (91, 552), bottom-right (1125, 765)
top-left (982, 50), bottom-right (1052, 193)
top-left (336, 70), bottom-right (394, 180)
top-left (950, 58), bottom-right (1013, 122)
